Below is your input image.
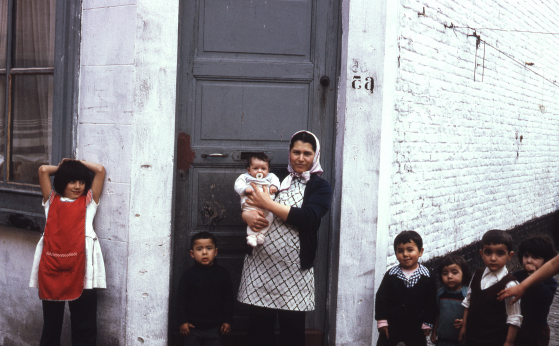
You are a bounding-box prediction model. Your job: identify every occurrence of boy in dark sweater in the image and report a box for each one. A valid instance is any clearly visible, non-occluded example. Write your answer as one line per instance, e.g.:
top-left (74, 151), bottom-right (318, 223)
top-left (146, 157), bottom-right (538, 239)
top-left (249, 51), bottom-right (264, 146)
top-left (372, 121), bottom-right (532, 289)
top-left (176, 231), bottom-right (234, 346)
top-left (512, 235), bottom-right (557, 346)
top-left (459, 230), bottom-right (522, 346)
top-left (375, 231), bottom-right (437, 346)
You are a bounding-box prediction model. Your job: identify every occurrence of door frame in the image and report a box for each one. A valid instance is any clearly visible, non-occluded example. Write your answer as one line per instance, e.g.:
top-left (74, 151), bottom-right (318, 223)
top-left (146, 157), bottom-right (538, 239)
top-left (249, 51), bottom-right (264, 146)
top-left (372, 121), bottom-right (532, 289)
top-left (170, 0), bottom-right (343, 344)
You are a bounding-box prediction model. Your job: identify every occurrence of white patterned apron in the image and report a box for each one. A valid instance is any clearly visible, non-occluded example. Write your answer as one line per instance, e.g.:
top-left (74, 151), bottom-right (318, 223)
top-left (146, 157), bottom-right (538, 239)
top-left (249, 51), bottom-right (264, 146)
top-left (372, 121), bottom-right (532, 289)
top-left (237, 177), bottom-right (315, 311)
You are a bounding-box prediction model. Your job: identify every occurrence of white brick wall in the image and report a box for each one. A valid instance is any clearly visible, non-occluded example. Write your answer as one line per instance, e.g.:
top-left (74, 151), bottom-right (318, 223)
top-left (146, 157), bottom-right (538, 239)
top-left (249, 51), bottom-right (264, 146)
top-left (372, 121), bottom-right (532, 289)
top-left (388, 0), bottom-right (559, 265)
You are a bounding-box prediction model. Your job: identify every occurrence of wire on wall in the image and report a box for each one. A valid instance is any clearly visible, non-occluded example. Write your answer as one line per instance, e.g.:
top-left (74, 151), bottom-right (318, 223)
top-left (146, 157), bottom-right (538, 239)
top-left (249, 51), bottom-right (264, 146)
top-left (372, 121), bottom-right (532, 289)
top-left (420, 13), bottom-right (559, 89)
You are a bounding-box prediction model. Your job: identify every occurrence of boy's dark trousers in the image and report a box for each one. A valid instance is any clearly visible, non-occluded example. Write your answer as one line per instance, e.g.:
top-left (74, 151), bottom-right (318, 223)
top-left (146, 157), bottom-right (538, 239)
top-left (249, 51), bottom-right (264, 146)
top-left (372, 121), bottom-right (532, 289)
top-left (39, 289), bottom-right (97, 346)
top-left (376, 327), bottom-right (427, 346)
top-left (183, 327), bottom-right (222, 346)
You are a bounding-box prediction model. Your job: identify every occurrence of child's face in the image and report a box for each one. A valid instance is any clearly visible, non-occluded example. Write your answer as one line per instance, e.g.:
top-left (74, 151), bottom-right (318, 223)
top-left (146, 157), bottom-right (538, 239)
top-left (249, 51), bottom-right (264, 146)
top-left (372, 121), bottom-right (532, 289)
top-left (479, 244), bottom-right (513, 272)
top-left (190, 238), bottom-right (217, 266)
top-left (63, 180), bottom-right (86, 199)
top-left (522, 252), bottom-right (544, 274)
top-left (441, 264), bottom-right (463, 291)
top-left (247, 158), bottom-right (269, 179)
top-left (396, 240), bottom-right (423, 270)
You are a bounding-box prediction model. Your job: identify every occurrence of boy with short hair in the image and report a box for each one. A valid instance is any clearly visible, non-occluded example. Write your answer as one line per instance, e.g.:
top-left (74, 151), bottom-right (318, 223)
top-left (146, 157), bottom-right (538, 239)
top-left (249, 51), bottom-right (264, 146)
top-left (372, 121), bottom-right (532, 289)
top-left (176, 231), bottom-right (234, 346)
top-left (459, 229), bottom-right (522, 346)
top-left (234, 153), bottom-right (280, 247)
top-left (375, 231), bottom-right (437, 346)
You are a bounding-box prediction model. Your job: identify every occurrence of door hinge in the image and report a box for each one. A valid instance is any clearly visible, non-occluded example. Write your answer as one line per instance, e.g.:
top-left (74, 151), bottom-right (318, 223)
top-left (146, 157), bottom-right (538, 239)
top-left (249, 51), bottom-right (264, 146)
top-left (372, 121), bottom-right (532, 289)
top-left (177, 132), bottom-right (195, 180)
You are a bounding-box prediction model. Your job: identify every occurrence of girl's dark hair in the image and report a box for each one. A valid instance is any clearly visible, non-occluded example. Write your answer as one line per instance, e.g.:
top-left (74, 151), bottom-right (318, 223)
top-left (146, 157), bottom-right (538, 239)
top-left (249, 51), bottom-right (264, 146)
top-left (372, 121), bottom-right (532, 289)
top-left (290, 132), bottom-right (317, 152)
top-left (190, 231), bottom-right (217, 249)
top-left (518, 234), bottom-right (557, 264)
top-left (438, 254), bottom-right (472, 286)
top-left (394, 230), bottom-right (423, 251)
top-left (53, 160), bottom-right (94, 196)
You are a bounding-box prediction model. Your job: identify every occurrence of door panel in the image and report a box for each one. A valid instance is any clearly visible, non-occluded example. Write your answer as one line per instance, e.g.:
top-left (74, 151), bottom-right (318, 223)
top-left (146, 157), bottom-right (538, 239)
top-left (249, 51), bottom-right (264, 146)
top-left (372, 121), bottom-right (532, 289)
top-left (202, 0), bottom-right (312, 56)
top-left (172, 0), bottom-right (339, 343)
top-left (198, 82), bottom-right (309, 142)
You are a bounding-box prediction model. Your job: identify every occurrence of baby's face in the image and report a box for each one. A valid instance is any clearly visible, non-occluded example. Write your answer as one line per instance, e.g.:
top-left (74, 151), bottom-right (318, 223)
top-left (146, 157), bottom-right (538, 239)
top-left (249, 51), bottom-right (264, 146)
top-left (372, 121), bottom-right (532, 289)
top-left (247, 158), bottom-right (269, 179)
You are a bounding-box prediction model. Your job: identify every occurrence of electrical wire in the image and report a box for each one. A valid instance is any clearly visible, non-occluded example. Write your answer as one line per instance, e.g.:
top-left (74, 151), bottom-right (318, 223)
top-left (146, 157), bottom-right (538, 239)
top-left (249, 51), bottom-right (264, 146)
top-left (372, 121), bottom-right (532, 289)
top-left (453, 27), bottom-right (559, 35)
top-left (437, 22), bottom-right (559, 88)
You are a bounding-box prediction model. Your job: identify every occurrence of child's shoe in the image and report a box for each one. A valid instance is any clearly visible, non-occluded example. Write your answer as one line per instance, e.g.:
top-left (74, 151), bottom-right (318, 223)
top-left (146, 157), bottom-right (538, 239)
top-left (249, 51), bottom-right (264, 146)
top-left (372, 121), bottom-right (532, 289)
top-left (247, 235), bottom-right (258, 247)
top-left (256, 234), bottom-right (265, 245)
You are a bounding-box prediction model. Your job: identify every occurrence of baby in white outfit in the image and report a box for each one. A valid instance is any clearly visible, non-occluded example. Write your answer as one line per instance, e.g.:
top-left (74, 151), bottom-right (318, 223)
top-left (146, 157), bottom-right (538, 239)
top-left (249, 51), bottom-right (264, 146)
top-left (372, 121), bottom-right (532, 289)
top-left (234, 153), bottom-right (280, 247)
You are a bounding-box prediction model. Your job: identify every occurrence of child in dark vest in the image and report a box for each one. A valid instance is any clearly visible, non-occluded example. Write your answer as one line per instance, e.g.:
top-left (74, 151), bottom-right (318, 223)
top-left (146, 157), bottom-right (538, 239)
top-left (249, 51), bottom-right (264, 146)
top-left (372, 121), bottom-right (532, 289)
top-left (459, 230), bottom-right (522, 346)
top-left (512, 235), bottom-right (557, 346)
top-left (375, 231), bottom-right (437, 346)
top-left (176, 231), bottom-right (234, 346)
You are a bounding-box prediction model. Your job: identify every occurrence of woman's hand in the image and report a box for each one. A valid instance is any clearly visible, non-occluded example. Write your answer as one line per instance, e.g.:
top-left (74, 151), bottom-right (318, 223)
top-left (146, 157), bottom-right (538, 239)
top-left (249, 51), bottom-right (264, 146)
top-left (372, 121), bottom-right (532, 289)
top-left (242, 210), bottom-right (269, 232)
top-left (246, 183), bottom-right (291, 221)
top-left (245, 183), bottom-right (273, 210)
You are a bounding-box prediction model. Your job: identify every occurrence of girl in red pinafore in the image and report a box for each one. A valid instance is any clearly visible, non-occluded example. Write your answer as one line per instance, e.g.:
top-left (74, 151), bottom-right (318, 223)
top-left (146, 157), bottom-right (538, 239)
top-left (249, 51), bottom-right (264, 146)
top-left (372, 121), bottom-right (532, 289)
top-left (29, 159), bottom-right (106, 346)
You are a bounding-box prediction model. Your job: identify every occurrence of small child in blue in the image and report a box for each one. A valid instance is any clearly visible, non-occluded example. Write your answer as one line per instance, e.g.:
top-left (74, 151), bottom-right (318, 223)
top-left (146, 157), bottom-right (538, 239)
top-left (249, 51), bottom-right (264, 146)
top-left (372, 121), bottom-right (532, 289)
top-left (513, 235), bottom-right (557, 346)
top-left (430, 254), bottom-right (472, 346)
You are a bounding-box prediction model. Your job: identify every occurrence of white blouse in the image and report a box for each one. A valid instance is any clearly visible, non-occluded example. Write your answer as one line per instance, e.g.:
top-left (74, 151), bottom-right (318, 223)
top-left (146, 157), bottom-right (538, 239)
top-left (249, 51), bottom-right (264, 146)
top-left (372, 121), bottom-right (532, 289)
top-left (29, 192), bottom-right (107, 289)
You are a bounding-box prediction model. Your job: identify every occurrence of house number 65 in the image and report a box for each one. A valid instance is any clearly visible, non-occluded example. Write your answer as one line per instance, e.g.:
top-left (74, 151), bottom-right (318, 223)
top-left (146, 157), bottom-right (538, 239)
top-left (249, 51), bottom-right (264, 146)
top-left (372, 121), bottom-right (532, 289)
top-left (351, 76), bottom-right (374, 93)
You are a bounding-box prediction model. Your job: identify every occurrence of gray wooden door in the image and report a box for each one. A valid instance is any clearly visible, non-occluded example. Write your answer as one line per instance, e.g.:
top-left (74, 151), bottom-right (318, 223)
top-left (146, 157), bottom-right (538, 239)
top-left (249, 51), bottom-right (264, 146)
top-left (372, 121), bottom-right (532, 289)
top-left (172, 0), bottom-right (339, 342)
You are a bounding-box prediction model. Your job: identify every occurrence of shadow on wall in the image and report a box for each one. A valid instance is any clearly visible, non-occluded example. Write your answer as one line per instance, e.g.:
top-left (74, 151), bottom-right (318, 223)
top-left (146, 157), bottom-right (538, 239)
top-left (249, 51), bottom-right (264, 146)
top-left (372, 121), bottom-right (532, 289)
top-left (423, 210), bottom-right (559, 288)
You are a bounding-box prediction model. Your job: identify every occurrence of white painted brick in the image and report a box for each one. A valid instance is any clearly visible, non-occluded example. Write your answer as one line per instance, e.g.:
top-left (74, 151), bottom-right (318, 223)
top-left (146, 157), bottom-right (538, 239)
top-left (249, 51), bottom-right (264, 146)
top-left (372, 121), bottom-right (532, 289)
top-left (388, 0), bottom-right (559, 265)
top-left (81, 6), bottom-right (136, 66)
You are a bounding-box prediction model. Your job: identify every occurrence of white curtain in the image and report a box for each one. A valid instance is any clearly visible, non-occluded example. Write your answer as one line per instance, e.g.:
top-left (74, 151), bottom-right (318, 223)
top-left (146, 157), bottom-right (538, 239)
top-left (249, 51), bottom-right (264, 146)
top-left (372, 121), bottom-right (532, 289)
top-left (0, 0), bottom-right (7, 175)
top-left (10, 0), bottom-right (55, 183)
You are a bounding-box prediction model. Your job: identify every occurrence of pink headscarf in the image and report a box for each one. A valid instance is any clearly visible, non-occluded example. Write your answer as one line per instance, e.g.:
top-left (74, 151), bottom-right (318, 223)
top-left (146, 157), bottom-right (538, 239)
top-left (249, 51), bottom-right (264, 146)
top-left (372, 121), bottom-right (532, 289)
top-left (279, 130), bottom-right (323, 191)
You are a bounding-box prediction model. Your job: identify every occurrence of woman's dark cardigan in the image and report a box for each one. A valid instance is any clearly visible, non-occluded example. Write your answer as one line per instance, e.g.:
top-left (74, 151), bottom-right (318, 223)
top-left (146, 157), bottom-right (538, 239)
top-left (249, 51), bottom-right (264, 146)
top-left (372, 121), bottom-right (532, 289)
top-left (246, 168), bottom-right (333, 270)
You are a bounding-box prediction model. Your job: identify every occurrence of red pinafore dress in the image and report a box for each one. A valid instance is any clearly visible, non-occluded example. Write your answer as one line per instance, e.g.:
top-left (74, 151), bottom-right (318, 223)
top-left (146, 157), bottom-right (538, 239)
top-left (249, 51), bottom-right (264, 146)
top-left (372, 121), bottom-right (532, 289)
top-left (38, 192), bottom-right (88, 301)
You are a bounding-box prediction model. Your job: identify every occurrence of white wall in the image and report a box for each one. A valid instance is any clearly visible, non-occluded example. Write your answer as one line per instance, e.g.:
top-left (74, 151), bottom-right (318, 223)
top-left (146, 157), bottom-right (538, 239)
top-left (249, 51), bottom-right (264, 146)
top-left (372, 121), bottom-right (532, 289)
top-left (78, 1), bottom-right (137, 343)
top-left (334, 0), bottom-right (399, 344)
top-left (388, 0), bottom-right (559, 265)
top-left (0, 226), bottom-right (43, 346)
top-left (78, 0), bottom-right (178, 345)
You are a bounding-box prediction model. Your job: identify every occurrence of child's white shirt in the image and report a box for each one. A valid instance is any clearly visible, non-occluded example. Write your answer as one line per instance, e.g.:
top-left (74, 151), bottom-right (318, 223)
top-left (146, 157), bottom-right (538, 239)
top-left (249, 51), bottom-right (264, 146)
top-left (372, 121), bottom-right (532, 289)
top-left (461, 266), bottom-right (522, 327)
top-left (234, 172), bottom-right (280, 197)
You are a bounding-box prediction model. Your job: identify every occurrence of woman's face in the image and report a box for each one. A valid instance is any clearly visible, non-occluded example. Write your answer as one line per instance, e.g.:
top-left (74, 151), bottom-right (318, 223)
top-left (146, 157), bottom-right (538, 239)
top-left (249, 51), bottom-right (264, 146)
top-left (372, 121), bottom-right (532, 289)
top-left (290, 140), bottom-right (315, 174)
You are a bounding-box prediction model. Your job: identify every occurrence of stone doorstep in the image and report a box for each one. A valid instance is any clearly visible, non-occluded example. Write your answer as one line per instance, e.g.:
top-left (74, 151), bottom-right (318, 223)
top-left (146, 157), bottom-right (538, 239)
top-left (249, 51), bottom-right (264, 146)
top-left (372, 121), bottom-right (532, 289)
top-left (172, 328), bottom-right (324, 345)
top-left (222, 328), bottom-right (324, 346)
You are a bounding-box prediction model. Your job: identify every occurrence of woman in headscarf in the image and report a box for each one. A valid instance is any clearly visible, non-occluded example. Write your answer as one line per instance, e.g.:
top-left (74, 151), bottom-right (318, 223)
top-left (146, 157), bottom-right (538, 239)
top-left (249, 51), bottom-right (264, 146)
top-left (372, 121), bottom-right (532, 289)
top-left (237, 130), bottom-right (333, 346)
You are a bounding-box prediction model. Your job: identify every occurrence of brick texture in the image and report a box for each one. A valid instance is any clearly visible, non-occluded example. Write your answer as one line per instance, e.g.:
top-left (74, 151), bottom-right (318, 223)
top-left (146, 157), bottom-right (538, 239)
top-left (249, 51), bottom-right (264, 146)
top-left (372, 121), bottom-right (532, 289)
top-left (388, 0), bottom-right (559, 265)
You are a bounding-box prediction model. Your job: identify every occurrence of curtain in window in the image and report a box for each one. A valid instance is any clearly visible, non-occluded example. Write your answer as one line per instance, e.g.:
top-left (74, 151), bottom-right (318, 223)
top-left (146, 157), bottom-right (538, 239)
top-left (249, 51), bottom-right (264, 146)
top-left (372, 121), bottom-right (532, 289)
top-left (0, 0), bottom-right (7, 178)
top-left (11, 0), bottom-right (55, 183)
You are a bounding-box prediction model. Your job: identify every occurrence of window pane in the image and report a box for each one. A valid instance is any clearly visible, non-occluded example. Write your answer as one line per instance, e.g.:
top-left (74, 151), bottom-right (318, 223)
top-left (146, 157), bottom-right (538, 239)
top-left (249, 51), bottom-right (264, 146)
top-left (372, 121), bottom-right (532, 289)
top-left (13, 0), bottom-right (56, 68)
top-left (0, 75), bottom-right (5, 180)
top-left (10, 74), bottom-right (52, 184)
top-left (0, 0), bottom-right (7, 67)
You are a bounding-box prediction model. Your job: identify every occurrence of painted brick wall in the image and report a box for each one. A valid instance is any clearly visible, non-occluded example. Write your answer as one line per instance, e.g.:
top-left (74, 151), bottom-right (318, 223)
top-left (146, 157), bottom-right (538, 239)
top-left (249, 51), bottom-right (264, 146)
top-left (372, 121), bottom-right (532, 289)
top-left (388, 0), bottom-right (559, 265)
